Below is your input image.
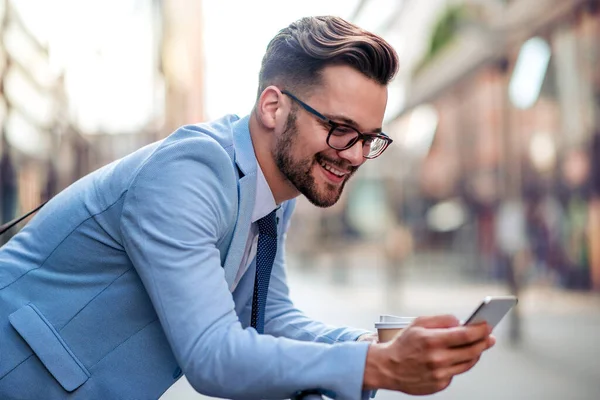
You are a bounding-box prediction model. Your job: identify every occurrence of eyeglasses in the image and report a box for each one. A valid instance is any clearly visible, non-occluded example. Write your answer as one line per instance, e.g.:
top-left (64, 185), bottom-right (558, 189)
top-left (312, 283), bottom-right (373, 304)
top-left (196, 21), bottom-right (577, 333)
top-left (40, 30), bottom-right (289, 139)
top-left (282, 90), bottom-right (393, 159)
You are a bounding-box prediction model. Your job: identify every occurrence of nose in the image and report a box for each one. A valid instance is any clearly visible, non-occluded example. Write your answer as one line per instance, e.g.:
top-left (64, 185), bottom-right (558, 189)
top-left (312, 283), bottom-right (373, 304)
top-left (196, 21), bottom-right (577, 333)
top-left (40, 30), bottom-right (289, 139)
top-left (337, 140), bottom-right (365, 167)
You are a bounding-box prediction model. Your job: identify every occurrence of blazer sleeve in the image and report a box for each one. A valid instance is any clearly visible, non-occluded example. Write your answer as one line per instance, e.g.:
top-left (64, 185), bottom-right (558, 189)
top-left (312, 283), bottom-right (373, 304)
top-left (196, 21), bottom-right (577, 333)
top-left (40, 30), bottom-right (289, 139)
top-left (264, 199), bottom-right (371, 343)
top-left (119, 131), bottom-right (370, 400)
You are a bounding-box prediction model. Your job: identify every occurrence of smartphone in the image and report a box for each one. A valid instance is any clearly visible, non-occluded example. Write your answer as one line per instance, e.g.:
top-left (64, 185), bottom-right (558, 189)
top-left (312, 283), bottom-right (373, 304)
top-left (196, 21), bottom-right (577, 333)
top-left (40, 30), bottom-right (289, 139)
top-left (463, 296), bottom-right (518, 330)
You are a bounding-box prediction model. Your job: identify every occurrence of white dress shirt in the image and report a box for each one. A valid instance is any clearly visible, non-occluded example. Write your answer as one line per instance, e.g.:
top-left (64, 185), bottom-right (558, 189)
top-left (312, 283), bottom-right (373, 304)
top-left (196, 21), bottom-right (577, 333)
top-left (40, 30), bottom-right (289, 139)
top-left (231, 162), bottom-right (277, 291)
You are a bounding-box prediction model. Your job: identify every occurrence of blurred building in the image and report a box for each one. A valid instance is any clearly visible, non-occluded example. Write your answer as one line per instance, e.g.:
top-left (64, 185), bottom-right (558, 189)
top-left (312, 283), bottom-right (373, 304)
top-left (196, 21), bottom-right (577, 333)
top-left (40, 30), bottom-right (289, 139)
top-left (161, 0), bottom-right (206, 135)
top-left (379, 0), bottom-right (600, 291)
top-left (253, 0), bottom-right (600, 295)
top-left (0, 0), bottom-right (206, 240)
top-left (0, 1), bottom-right (77, 242)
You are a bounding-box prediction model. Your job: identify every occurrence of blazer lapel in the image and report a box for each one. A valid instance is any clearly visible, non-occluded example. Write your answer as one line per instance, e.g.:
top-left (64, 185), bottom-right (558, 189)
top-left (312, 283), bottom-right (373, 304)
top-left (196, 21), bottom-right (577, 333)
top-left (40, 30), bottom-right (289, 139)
top-left (223, 115), bottom-right (257, 290)
top-left (223, 173), bottom-right (255, 289)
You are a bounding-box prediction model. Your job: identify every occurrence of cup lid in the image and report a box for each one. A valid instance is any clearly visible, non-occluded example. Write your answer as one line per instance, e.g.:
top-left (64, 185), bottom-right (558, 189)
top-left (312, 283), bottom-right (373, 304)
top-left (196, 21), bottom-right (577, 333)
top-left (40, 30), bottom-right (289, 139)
top-left (379, 315), bottom-right (416, 323)
top-left (375, 322), bottom-right (412, 329)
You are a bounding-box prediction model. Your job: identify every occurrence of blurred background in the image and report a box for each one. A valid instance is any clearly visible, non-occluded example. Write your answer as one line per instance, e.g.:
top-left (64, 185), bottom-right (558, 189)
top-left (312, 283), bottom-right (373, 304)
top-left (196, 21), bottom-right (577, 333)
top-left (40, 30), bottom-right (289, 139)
top-left (1, 0), bottom-right (599, 398)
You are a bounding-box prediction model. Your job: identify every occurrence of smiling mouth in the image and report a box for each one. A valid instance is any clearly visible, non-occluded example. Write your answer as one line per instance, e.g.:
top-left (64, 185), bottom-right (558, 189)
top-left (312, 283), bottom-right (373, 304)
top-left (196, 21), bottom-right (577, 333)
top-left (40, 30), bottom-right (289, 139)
top-left (319, 160), bottom-right (347, 178)
top-left (316, 159), bottom-right (353, 185)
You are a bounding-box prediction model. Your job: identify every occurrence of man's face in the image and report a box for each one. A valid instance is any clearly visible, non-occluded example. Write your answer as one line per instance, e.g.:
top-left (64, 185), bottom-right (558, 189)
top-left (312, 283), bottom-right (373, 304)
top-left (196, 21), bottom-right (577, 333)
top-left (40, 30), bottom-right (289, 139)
top-left (273, 65), bottom-right (388, 207)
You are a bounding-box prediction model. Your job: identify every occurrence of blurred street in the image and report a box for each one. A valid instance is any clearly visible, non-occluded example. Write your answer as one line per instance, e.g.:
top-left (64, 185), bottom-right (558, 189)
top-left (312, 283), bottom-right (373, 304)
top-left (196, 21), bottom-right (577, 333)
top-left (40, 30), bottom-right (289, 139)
top-left (162, 252), bottom-right (600, 400)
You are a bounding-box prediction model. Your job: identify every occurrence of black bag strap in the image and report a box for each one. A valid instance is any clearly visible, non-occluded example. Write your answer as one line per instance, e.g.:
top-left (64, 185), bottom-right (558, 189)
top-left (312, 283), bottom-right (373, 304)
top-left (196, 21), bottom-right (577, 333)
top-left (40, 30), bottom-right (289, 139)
top-left (0, 201), bottom-right (47, 235)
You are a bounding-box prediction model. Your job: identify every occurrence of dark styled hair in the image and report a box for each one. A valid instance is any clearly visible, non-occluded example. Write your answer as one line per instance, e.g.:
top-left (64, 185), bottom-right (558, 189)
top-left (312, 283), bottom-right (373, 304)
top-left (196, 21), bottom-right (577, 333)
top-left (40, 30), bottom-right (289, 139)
top-left (257, 16), bottom-right (399, 98)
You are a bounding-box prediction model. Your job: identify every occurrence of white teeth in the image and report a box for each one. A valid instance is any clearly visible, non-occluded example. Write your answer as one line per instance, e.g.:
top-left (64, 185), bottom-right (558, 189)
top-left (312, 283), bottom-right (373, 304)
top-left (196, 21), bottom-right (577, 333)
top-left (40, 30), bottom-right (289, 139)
top-left (320, 162), bottom-right (345, 177)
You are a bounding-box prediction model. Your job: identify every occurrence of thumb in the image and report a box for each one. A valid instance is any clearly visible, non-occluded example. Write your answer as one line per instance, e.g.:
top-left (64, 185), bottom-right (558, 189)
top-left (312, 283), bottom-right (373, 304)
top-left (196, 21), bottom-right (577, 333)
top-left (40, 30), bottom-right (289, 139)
top-left (411, 314), bottom-right (460, 329)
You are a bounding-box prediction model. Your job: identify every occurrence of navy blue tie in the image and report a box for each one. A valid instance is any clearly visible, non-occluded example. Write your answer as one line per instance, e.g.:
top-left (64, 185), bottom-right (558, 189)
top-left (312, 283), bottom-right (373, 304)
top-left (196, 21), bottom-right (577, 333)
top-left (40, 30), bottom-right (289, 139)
top-left (250, 210), bottom-right (278, 334)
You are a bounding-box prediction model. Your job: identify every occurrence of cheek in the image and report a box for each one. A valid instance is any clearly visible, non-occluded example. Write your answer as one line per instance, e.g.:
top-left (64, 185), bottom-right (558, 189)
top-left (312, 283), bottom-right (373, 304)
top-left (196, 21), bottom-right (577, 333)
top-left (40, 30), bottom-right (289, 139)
top-left (295, 134), bottom-right (326, 160)
top-left (296, 119), bottom-right (331, 153)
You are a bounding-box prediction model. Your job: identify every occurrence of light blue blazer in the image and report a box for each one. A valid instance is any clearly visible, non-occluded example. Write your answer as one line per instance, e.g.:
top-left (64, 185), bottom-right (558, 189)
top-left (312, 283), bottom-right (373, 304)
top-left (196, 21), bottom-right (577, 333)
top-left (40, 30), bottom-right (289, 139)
top-left (0, 115), bottom-right (370, 400)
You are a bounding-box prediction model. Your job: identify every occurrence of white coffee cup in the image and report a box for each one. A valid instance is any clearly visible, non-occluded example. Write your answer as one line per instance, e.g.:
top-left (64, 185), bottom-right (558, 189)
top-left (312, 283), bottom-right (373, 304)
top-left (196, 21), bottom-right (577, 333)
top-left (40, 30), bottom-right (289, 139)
top-left (375, 316), bottom-right (415, 342)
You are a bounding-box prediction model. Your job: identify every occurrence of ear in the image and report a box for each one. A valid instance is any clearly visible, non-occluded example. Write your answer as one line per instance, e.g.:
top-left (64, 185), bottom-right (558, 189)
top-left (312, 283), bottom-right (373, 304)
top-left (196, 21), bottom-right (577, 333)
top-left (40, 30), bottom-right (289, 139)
top-left (256, 86), bottom-right (286, 130)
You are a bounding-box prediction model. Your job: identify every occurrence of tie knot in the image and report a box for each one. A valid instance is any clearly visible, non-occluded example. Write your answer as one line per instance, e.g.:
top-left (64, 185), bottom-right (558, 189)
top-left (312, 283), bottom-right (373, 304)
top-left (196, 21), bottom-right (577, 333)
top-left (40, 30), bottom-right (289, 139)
top-left (257, 210), bottom-right (277, 238)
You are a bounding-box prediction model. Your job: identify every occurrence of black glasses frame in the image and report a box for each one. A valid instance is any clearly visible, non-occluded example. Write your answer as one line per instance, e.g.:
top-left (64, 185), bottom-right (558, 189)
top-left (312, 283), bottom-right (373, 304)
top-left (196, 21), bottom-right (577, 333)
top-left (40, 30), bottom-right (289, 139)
top-left (281, 90), bottom-right (393, 159)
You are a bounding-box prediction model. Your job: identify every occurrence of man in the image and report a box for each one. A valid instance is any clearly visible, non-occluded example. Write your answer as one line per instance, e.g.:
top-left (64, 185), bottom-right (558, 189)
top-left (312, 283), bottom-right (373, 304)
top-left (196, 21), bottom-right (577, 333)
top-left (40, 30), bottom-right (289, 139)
top-left (0, 16), bottom-right (494, 400)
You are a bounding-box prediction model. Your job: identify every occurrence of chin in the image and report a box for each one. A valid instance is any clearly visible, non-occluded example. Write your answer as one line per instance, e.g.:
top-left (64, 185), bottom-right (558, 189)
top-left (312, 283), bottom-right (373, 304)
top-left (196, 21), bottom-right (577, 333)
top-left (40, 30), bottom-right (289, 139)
top-left (304, 180), bottom-right (345, 208)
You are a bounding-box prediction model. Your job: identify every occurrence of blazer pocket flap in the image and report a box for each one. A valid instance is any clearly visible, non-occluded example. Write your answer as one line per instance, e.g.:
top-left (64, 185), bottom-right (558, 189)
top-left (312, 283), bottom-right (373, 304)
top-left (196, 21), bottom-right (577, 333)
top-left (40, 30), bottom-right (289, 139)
top-left (9, 304), bottom-right (90, 392)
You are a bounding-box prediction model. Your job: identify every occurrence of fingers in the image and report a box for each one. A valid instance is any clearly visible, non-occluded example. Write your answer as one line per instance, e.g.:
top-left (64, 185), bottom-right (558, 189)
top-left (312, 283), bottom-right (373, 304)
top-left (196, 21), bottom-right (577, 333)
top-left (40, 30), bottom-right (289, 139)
top-left (412, 314), bottom-right (461, 329)
top-left (487, 334), bottom-right (496, 349)
top-left (430, 323), bottom-right (491, 348)
top-left (448, 337), bottom-right (490, 365)
top-left (423, 337), bottom-right (489, 371)
top-left (379, 316), bottom-right (495, 396)
top-left (424, 340), bottom-right (489, 384)
top-left (434, 356), bottom-right (481, 382)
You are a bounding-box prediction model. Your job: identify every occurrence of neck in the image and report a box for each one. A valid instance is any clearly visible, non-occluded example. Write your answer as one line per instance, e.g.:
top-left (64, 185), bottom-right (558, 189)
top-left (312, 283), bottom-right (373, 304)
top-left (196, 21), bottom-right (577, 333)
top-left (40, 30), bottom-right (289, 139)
top-left (248, 112), bottom-right (299, 204)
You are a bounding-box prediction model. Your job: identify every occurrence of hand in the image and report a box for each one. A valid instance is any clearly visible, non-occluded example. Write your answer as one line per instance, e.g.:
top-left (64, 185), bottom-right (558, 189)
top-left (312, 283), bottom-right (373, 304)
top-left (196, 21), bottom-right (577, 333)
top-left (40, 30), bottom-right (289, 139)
top-left (363, 315), bottom-right (495, 395)
top-left (356, 332), bottom-right (379, 343)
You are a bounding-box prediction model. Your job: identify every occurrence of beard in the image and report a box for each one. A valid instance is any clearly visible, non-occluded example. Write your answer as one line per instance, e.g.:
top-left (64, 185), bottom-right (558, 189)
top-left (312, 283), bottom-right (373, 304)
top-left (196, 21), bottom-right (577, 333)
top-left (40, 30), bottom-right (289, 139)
top-left (274, 112), bottom-right (357, 208)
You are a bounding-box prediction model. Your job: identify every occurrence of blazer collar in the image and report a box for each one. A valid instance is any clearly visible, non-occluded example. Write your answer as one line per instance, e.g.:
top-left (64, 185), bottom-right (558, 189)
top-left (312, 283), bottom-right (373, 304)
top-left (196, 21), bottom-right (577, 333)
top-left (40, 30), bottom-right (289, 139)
top-left (223, 115), bottom-right (285, 291)
top-left (223, 115), bottom-right (257, 289)
top-left (231, 115), bottom-right (256, 178)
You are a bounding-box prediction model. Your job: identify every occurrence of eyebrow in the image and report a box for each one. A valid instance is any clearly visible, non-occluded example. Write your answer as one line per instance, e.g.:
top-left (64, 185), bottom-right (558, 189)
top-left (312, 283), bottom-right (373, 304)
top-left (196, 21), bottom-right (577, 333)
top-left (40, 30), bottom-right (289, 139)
top-left (323, 113), bottom-right (382, 134)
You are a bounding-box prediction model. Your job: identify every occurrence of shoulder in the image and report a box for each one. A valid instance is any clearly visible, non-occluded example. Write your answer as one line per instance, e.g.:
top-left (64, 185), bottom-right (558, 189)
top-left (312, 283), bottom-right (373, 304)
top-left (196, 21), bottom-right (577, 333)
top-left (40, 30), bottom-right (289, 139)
top-left (163, 114), bottom-right (240, 155)
top-left (124, 116), bottom-right (244, 225)
top-left (137, 115), bottom-right (241, 184)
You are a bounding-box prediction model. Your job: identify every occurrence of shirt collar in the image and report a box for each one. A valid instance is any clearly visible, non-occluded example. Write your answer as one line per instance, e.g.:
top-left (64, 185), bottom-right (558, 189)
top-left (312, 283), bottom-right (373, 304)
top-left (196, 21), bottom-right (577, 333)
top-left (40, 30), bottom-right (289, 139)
top-left (251, 160), bottom-right (277, 223)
